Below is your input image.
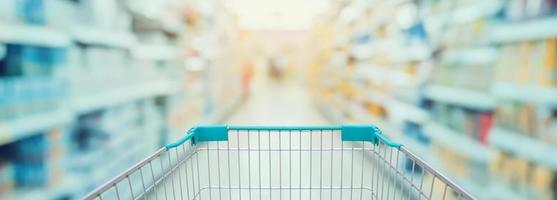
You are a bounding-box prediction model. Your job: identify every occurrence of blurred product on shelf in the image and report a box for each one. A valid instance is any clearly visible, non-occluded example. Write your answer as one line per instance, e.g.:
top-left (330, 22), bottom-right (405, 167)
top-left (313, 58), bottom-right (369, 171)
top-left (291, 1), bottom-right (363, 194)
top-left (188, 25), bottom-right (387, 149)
top-left (502, 0), bottom-right (557, 21)
top-left (494, 101), bottom-right (557, 142)
top-left (0, 161), bottom-right (14, 195)
top-left (308, 0), bottom-right (557, 199)
top-left (0, 78), bottom-right (66, 120)
top-left (494, 39), bottom-right (557, 87)
top-left (0, 0), bottom-right (251, 199)
top-left (429, 102), bottom-right (493, 145)
top-left (0, 130), bottom-right (63, 189)
top-left (491, 150), bottom-right (557, 200)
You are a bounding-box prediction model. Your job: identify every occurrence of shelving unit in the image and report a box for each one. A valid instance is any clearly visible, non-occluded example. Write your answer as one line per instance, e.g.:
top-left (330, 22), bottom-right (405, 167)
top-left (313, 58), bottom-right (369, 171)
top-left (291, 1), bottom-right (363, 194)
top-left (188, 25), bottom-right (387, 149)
top-left (422, 122), bottom-right (492, 163)
top-left (132, 44), bottom-right (180, 60)
top-left (385, 99), bottom-right (429, 124)
top-left (489, 126), bottom-right (557, 170)
top-left (5, 174), bottom-right (81, 200)
top-left (71, 80), bottom-right (179, 114)
top-left (424, 85), bottom-right (495, 110)
top-left (0, 23), bottom-right (72, 47)
top-left (442, 47), bottom-right (498, 65)
top-left (489, 17), bottom-right (557, 44)
top-left (492, 82), bottom-right (557, 104)
top-left (0, 109), bottom-right (73, 146)
top-left (0, 1), bottom-right (251, 199)
top-left (71, 27), bottom-right (137, 48)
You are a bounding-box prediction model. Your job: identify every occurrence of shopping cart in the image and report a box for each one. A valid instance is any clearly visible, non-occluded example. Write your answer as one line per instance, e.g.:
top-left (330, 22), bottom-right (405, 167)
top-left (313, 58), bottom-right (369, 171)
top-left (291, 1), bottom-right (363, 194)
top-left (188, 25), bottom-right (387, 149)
top-left (82, 125), bottom-right (476, 200)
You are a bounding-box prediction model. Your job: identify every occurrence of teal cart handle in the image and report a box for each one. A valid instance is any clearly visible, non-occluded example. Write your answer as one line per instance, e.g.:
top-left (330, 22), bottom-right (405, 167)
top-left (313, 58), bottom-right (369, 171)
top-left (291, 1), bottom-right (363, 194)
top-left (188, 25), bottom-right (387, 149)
top-left (165, 125), bottom-right (402, 150)
top-left (165, 128), bottom-right (196, 149)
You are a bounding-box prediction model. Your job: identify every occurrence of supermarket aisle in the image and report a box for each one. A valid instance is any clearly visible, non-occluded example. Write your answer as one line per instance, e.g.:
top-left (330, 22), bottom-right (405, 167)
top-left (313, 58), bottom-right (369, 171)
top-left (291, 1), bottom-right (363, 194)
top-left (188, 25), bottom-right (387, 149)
top-left (226, 77), bottom-right (328, 125)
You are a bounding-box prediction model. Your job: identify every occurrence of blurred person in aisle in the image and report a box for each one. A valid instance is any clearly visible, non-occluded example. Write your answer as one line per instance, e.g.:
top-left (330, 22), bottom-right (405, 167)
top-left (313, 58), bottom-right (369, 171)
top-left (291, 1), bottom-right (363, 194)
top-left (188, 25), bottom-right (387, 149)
top-left (237, 31), bottom-right (257, 97)
top-left (268, 53), bottom-right (287, 80)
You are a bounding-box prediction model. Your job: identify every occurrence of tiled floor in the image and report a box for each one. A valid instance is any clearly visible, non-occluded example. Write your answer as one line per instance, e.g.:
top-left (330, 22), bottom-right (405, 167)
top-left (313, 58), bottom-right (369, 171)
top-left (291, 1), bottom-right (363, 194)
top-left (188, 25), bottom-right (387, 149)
top-left (226, 77), bottom-right (328, 125)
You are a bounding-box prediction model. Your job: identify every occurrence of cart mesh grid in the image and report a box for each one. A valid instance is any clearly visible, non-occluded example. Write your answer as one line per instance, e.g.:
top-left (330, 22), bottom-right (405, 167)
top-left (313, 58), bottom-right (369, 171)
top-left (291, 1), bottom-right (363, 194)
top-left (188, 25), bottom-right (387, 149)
top-left (82, 125), bottom-right (475, 200)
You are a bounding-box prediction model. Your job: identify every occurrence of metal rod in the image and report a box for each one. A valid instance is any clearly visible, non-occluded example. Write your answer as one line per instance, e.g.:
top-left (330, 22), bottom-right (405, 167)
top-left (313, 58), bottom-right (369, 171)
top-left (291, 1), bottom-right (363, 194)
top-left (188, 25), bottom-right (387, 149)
top-left (82, 148), bottom-right (166, 200)
top-left (149, 160), bottom-right (158, 200)
top-left (350, 144), bottom-right (355, 200)
top-left (182, 145), bottom-right (191, 200)
top-left (330, 130), bottom-right (334, 200)
top-left (217, 140), bottom-right (222, 200)
top-left (247, 130), bottom-right (252, 200)
top-left (360, 141), bottom-right (365, 200)
top-left (195, 149), bottom-right (201, 200)
top-left (168, 153), bottom-right (176, 199)
top-left (175, 148), bottom-right (184, 200)
top-left (138, 168), bottom-right (146, 200)
top-left (269, 130), bottom-right (273, 200)
top-left (289, 130), bottom-right (293, 200)
top-left (309, 130), bottom-right (313, 200)
top-left (340, 139), bottom-right (344, 200)
top-left (299, 130), bottom-right (302, 200)
top-left (114, 184), bottom-right (121, 200)
top-left (127, 176), bottom-right (134, 200)
top-left (237, 130), bottom-right (242, 200)
top-left (227, 140), bottom-right (232, 200)
top-left (393, 150), bottom-right (400, 200)
top-left (400, 147), bottom-right (475, 199)
top-left (160, 154), bottom-right (168, 200)
top-left (319, 130), bottom-right (323, 200)
top-left (279, 130), bottom-right (282, 200)
top-left (258, 130), bottom-right (262, 200)
top-left (206, 141), bottom-right (212, 200)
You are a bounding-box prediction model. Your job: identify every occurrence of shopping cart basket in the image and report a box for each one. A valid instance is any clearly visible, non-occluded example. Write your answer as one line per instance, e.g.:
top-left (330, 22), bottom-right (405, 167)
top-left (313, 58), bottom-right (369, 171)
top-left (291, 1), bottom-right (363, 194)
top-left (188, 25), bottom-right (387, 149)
top-left (82, 125), bottom-right (476, 200)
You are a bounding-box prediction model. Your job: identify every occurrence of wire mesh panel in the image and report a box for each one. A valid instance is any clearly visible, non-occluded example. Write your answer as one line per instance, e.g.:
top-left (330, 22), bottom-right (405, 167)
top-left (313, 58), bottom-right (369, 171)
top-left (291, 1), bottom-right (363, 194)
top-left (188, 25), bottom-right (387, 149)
top-left (82, 125), bottom-right (476, 200)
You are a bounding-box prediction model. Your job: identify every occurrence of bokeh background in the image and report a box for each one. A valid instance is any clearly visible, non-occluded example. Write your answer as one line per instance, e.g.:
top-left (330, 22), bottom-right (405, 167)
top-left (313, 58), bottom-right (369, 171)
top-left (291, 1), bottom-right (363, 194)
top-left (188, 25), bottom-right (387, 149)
top-left (0, 0), bottom-right (557, 199)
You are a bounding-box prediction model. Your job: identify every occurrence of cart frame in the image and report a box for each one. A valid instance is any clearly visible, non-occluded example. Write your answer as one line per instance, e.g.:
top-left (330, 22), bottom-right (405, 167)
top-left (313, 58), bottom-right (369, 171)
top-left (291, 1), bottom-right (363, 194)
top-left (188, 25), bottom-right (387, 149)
top-left (82, 125), bottom-right (476, 200)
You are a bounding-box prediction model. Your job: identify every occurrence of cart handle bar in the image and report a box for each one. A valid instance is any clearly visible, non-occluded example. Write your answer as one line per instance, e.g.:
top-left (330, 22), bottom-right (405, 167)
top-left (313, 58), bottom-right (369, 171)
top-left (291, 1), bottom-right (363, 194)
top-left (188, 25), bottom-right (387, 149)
top-left (165, 125), bottom-right (402, 150)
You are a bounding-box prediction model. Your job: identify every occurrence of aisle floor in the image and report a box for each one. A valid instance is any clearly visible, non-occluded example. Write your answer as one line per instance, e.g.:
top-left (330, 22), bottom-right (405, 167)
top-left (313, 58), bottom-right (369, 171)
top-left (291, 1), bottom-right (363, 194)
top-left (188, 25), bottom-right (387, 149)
top-left (226, 78), bottom-right (328, 125)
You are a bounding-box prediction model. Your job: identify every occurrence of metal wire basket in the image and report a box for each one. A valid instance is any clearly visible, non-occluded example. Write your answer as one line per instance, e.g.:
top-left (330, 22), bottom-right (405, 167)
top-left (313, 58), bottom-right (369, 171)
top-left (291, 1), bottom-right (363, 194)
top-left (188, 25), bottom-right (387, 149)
top-left (82, 125), bottom-right (475, 200)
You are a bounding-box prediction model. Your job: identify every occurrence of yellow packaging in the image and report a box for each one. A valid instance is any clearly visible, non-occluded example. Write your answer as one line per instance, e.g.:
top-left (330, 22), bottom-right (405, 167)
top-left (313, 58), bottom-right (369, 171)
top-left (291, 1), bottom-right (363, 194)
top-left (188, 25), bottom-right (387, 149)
top-left (490, 150), bottom-right (506, 177)
top-left (541, 39), bottom-right (557, 87)
top-left (518, 104), bottom-right (538, 136)
top-left (530, 165), bottom-right (554, 200)
top-left (517, 42), bottom-right (532, 84)
top-left (530, 41), bottom-right (545, 85)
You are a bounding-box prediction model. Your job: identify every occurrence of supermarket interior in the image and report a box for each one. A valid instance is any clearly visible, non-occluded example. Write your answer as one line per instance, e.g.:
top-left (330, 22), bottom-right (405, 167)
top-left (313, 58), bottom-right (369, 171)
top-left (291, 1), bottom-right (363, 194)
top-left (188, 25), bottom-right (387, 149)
top-left (1, 0), bottom-right (557, 199)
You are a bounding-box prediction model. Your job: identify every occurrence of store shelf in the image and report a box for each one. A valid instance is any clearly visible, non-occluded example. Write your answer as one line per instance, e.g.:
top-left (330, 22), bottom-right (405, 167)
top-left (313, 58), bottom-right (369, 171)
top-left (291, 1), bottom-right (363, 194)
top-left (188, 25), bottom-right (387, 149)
top-left (450, 0), bottom-right (502, 24)
top-left (90, 141), bottom-right (145, 186)
top-left (324, 98), bottom-right (487, 197)
top-left (132, 44), bottom-right (180, 60)
top-left (396, 134), bottom-right (430, 157)
top-left (489, 17), bottom-right (557, 44)
top-left (427, 0), bottom-right (501, 25)
top-left (370, 41), bottom-right (431, 63)
top-left (366, 90), bottom-right (391, 105)
top-left (393, 128), bottom-right (486, 197)
top-left (0, 23), bottom-right (72, 47)
top-left (70, 128), bottom-right (139, 167)
top-left (386, 99), bottom-right (430, 124)
top-left (430, 158), bottom-right (486, 198)
top-left (5, 174), bottom-right (81, 200)
top-left (72, 80), bottom-right (179, 114)
top-left (487, 183), bottom-right (525, 200)
top-left (492, 82), bottom-right (557, 104)
top-left (0, 109), bottom-right (73, 146)
top-left (425, 85), bottom-right (495, 110)
top-left (71, 27), bottom-right (137, 48)
top-left (422, 122), bottom-right (491, 163)
top-left (489, 126), bottom-right (557, 170)
top-left (442, 47), bottom-right (498, 65)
